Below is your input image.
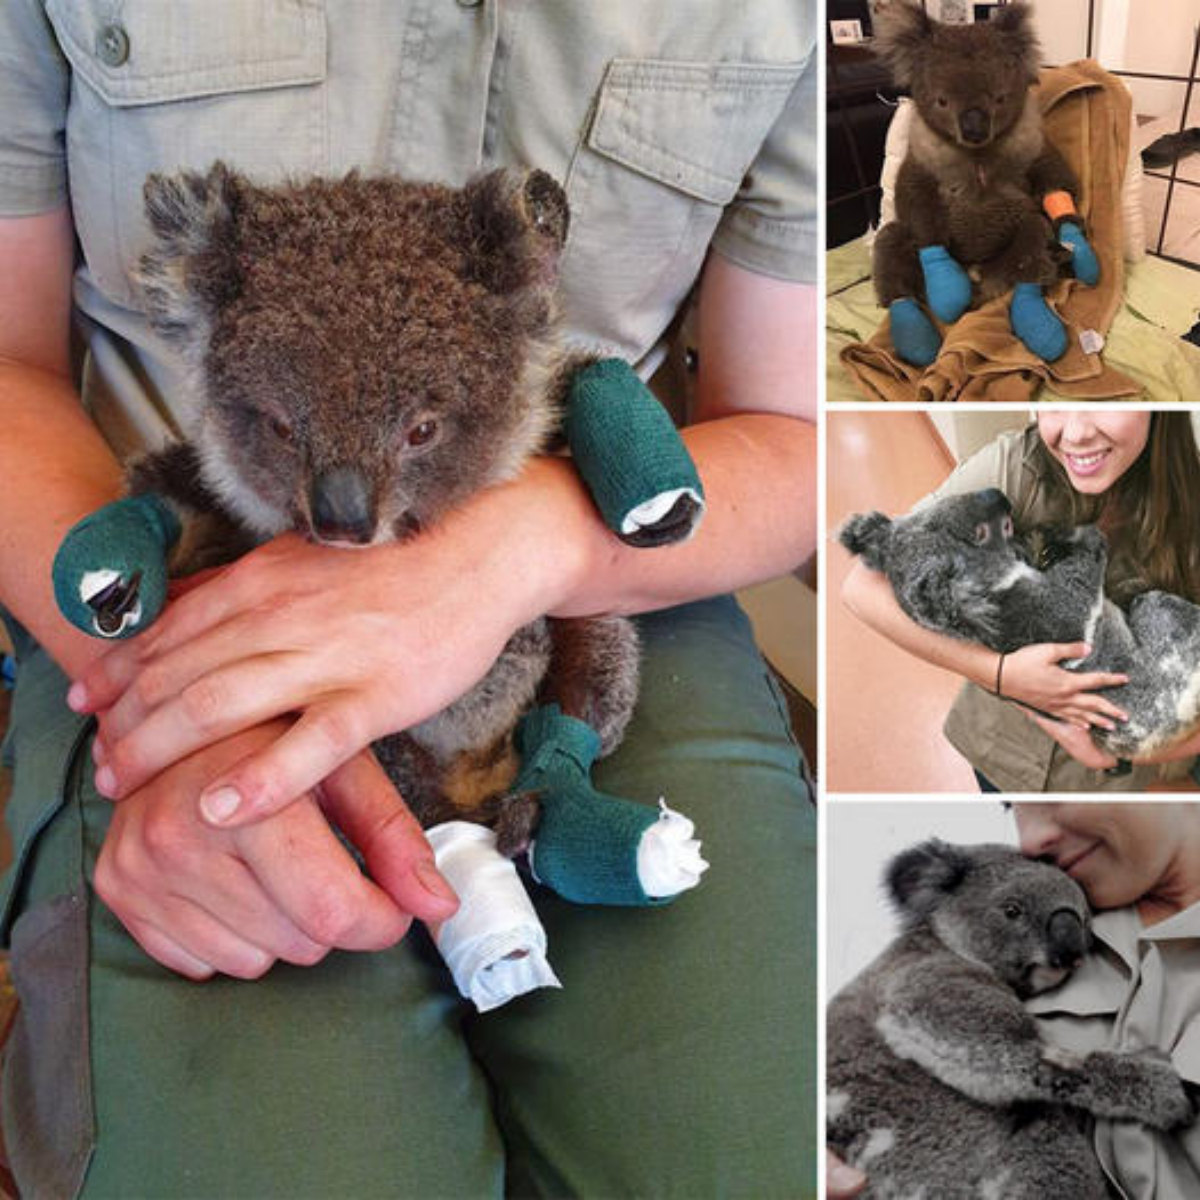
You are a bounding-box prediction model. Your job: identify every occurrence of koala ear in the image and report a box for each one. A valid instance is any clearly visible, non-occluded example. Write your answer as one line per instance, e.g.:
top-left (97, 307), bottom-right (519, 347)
top-left (838, 511), bottom-right (894, 571)
top-left (137, 162), bottom-right (246, 352)
top-left (991, 2), bottom-right (1041, 86)
top-left (887, 840), bottom-right (973, 923)
top-left (872, 0), bottom-right (934, 89)
top-left (461, 168), bottom-right (569, 294)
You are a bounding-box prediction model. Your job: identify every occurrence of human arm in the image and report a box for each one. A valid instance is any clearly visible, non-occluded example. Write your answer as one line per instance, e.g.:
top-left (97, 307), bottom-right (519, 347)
top-left (73, 256), bottom-right (818, 824)
top-left (841, 560), bottom-right (1130, 728)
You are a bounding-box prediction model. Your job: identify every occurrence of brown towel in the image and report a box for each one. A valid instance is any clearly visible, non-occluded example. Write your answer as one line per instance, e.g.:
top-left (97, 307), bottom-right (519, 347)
top-left (842, 61), bottom-right (1140, 403)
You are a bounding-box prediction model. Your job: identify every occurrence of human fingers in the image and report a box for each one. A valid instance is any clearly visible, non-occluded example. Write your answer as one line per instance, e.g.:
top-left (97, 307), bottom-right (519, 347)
top-left (118, 913), bottom-right (216, 981)
top-left (194, 701), bottom-right (378, 829)
top-left (92, 651), bottom-right (320, 799)
top-left (826, 1150), bottom-right (867, 1199)
top-left (233, 792), bottom-right (415, 952)
top-left (318, 750), bottom-right (459, 925)
top-left (1024, 710), bottom-right (1118, 770)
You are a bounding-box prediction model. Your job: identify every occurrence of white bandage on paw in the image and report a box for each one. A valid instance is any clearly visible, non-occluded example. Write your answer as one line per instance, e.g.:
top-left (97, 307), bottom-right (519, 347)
top-left (620, 488), bottom-right (704, 535)
top-left (636, 800), bottom-right (709, 898)
top-left (426, 821), bottom-right (561, 1012)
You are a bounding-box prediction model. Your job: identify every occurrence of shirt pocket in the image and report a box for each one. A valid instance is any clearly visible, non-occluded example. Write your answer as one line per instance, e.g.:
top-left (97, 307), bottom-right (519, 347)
top-left (45, 0), bottom-right (328, 307)
top-left (559, 59), bottom-right (802, 364)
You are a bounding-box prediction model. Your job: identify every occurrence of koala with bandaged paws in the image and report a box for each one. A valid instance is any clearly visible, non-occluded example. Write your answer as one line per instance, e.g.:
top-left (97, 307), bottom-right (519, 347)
top-left (839, 488), bottom-right (1200, 762)
top-left (827, 840), bottom-right (1194, 1199)
top-left (871, 2), bottom-right (1099, 367)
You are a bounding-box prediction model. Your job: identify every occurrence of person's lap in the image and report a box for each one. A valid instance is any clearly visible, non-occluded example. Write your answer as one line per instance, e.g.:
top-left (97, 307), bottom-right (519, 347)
top-left (1, 596), bottom-right (816, 1199)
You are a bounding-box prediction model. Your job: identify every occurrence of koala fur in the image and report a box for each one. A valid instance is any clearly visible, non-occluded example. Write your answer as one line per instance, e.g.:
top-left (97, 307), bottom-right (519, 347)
top-left (871, 2), bottom-right (1078, 307)
top-left (129, 163), bottom-right (639, 848)
top-left (840, 488), bottom-right (1200, 760)
top-left (827, 840), bottom-right (1194, 1199)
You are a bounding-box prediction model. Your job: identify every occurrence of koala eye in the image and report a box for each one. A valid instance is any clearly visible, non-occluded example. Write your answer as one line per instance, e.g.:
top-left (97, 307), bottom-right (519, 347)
top-left (1003, 902), bottom-right (1023, 920)
top-left (974, 521), bottom-right (990, 544)
top-left (406, 418), bottom-right (440, 448)
top-left (268, 415), bottom-right (293, 443)
top-left (994, 93), bottom-right (1008, 106)
top-left (936, 96), bottom-right (949, 109)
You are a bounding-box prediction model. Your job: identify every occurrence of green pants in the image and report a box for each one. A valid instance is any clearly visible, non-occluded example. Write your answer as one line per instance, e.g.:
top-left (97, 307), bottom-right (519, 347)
top-left (1, 597), bottom-right (816, 1199)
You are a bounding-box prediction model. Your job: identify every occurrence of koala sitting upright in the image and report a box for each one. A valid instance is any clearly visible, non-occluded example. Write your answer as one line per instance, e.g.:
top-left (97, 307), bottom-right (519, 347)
top-left (54, 164), bottom-right (707, 1008)
top-left (871, 2), bottom-right (1099, 367)
top-left (827, 840), bottom-right (1194, 1199)
top-left (839, 488), bottom-right (1200, 761)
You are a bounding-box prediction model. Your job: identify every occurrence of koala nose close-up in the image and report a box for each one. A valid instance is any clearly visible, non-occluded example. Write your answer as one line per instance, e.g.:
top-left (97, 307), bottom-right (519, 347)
top-left (1046, 908), bottom-right (1088, 969)
top-left (309, 467), bottom-right (377, 545)
top-left (958, 107), bottom-right (991, 145)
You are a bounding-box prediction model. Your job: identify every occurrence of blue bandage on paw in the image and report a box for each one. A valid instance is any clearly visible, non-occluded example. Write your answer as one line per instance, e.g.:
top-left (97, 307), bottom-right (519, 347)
top-left (889, 298), bottom-right (942, 368)
top-left (1058, 221), bottom-right (1100, 287)
top-left (1010, 282), bottom-right (1068, 362)
top-left (918, 245), bottom-right (972, 323)
top-left (566, 359), bottom-right (705, 549)
top-left (52, 494), bottom-right (181, 640)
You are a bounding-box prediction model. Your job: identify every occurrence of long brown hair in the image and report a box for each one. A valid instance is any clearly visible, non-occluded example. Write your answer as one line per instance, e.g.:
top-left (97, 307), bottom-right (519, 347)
top-left (1029, 413), bottom-right (1200, 604)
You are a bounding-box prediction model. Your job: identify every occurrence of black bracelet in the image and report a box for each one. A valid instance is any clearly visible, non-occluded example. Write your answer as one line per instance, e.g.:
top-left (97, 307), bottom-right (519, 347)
top-left (994, 652), bottom-right (1006, 698)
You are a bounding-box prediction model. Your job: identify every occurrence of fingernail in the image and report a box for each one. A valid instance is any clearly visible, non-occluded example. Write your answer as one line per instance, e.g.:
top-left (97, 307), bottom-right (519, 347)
top-left (201, 786), bottom-right (242, 825)
top-left (95, 765), bottom-right (116, 797)
top-left (415, 858), bottom-right (458, 904)
top-left (830, 1163), bottom-right (866, 1189)
top-left (67, 682), bottom-right (88, 712)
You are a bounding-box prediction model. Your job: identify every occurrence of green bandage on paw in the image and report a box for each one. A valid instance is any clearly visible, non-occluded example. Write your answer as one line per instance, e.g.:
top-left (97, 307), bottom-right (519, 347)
top-left (565, 359), bottom-right (705, 548)
top-left (52, 494), bottom-right (181, 640)
top-left (516, 704), bottom-right (708, 906)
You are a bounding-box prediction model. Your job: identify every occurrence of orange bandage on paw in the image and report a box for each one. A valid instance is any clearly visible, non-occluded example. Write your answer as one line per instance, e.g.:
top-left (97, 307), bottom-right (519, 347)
top-left (1043, 191), bottom-right (1078, 222)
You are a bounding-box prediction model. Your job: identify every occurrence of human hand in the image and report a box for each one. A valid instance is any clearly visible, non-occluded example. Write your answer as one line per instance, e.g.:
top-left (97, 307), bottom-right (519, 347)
top-left (73, 518), bottom-right (560, 826)
top-left (1024, 709), bottom-right (1120, 771)
top-left (93, 719), bottom-right (459, 979)
top-left (998, 643), bottom-right (1128, 729)
top-left (826, 1149), bottom-right (867, 1198)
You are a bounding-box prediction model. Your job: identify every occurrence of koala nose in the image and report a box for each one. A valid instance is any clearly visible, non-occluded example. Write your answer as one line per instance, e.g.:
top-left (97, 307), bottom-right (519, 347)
top-left (310, 468), bottom-right (375, 545)
top-left (1046, 908), bottom-right (1087, 968)
top-left (959, 108), bottom-right (991, 144)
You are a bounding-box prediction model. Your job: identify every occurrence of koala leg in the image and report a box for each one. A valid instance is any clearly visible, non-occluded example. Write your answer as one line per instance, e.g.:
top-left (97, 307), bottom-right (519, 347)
top-left (879, 965), bottom-right (1193, 1130)
top-left (874, 223), bottom-right (944, 367)
top-left (506, 617), bottom-right (707, 906)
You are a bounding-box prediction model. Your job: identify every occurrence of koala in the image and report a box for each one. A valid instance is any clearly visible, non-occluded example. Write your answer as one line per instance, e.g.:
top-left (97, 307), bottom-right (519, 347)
top-left (827, 840), bottom-right (1194, 1199)
top-left (121, 163), bottom-right (640, 851)
top-left (839, 488), bottom-right (1200, 760)
top-left (870, 2), bottom-right (1095, 366)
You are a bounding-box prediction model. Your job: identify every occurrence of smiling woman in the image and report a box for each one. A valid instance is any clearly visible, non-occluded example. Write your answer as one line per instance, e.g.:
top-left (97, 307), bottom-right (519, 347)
top-left (836, 410), bottom-right (1200, 793)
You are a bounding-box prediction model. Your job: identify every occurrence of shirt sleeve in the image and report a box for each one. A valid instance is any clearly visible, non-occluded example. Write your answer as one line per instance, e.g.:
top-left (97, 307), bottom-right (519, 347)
top-left (709, 47), bottom-right (817, 286)
top-left (0, 0), bottom-right (70, 216)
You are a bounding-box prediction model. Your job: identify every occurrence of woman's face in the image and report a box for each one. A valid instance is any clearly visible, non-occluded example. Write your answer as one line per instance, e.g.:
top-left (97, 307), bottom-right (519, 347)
top-left (1013, 803), bottom-right (1200, 918)
top-left (1036, 411), bottom-right (1152, 495)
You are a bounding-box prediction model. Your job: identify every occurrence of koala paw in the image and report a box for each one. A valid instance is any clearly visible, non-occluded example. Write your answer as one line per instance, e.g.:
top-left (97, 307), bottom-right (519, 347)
top-left (918, 245), bottom-right (972, 324)
top-left (1096, 1050), bottom-right (1195, 1130)
top-left (1010, 283), bottom-right (1068, 362)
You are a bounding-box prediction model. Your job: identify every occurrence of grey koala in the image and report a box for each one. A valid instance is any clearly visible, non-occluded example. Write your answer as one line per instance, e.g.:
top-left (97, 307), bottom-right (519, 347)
top-left (839, 488), bottom-right (1200, 760)
top-left (827, 840), bottom-right (1194, 1199)
top-left (123, 163), bottom-right (640, 850)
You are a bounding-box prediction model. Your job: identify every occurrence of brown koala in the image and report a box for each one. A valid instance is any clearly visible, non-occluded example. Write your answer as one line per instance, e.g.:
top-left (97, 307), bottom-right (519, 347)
top-left (870, 2), bottom-right (1096, 366)
top-left (128, 163), bottom-right (639, 853)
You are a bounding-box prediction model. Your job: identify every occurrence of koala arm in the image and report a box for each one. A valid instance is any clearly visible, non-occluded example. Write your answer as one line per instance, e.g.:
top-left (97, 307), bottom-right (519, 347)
top-left (879, 962), bottom-right (1193, 1130)
top-left (894, 158), bottom-right (952, 249)
top-left (0, 208), bottom-right (124, 678)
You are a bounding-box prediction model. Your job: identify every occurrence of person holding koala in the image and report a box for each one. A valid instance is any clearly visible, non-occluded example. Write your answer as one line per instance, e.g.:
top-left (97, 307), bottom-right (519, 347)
top-left (829, 802), bottom-right (1200, 1199)
top-left (842, 411), bottom-right (1200, 792)
top-left (0, 4), bottom-right (817, 1197)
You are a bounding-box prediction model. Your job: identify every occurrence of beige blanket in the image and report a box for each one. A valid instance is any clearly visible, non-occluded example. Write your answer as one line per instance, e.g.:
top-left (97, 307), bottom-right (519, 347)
top-left (842, 61), bottom-right (1140, 403)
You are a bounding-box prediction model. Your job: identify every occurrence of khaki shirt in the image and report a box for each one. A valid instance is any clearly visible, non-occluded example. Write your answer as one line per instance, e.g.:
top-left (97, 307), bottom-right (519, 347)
top-left (0, 0), bottom-right (816, 455)
top-left (920, 427), bottom-right (1183, 792)
top-left (1027, 904), bottom-right (1200, 1200)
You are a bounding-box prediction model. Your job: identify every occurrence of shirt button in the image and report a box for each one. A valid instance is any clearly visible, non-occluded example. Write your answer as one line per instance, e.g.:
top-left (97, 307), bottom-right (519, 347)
top-left (96, 23), bottom-right (131, 67)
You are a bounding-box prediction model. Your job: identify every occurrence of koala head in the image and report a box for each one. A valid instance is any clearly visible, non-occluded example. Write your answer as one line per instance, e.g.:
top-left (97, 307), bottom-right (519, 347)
top-left (839, 488), bottom-right (1028, 647)
top-left (888, 840), bottom-right (1091, 998)
top-left (137, 164), bottom-right (569, 543)
top-left (873, 1), bottom-right (1041, 148)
